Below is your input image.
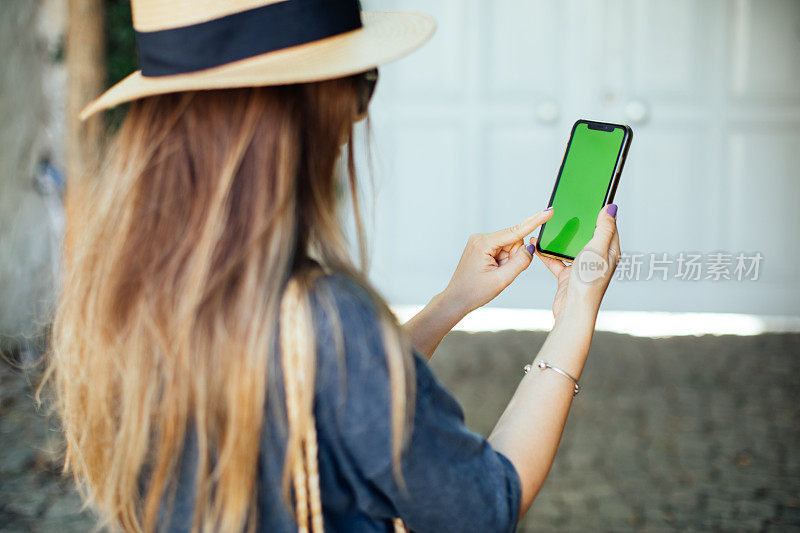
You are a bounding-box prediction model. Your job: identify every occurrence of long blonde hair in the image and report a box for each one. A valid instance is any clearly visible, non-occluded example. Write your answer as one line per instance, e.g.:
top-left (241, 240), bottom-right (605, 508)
top-left (43, 77), bottom-right (414, 532)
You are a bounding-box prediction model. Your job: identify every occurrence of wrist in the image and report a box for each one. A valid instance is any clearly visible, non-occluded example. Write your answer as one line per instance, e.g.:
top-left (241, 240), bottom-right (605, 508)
top-left (543, 305), bottom-right (596, 380)
top-left (432, 288), bottom-right (471, 326)
top-left (554, 294), bottom-right (598, 332)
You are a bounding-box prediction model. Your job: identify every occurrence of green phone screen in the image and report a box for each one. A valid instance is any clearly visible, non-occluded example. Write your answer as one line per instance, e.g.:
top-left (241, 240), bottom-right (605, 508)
top-left (538, 122), bottom-right (626, 259)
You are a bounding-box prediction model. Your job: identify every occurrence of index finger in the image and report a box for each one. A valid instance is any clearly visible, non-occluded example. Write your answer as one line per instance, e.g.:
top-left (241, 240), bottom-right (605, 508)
top-left (490, 208), bottom-right (554, 247)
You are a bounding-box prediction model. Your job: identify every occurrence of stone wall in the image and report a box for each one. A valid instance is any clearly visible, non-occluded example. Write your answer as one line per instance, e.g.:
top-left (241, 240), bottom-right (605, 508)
top-left (0, 0), bottom-right (65, 358)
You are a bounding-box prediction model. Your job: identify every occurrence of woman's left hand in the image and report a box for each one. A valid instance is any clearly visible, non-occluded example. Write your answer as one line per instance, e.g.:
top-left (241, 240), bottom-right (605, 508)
top-left (442, 208), bottom-right (554, 315)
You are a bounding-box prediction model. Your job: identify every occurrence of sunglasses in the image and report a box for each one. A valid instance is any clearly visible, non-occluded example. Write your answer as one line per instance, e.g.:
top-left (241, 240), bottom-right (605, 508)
top-left (357, 68), bottom-right (379, 114)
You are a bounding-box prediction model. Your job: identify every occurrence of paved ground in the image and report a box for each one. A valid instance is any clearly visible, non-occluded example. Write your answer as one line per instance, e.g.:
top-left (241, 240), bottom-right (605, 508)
top-left (1, 332), bottom-right (798, 531)
top-left (432, 332), bottom-right (800, 532)
top-left (0, 355), bottom-right (90, 532)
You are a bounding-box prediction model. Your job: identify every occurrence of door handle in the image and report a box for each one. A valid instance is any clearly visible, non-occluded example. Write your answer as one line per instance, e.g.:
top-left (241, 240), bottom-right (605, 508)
top-left (536, 101), bottom-right (560, 124)
top-left (625, 100), bottom-right (649, 124)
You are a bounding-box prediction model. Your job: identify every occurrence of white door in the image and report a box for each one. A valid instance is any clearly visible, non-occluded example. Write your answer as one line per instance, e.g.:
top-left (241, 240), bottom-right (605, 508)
top-left (361, 0), bottom-right (800, 315)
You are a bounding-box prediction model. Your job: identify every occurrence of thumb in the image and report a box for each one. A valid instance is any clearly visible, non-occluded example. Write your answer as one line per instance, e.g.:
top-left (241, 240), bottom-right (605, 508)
top-left (496, 243), bottom-right (534, 286)
top-left (587, 204), bottom-right (618, 252)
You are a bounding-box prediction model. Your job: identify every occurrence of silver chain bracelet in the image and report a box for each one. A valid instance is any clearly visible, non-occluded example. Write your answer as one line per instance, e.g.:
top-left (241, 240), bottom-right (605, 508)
top-left (524, 361), bottom-right (580, 396)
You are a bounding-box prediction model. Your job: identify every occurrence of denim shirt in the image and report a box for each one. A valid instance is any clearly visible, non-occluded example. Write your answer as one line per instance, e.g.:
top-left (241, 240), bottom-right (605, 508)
top-left (164, 273), bottom-right (521, 532)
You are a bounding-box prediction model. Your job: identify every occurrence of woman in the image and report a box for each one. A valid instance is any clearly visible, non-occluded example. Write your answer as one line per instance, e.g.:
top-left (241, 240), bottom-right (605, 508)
top-left (47, 1), bottom-right (621, 532)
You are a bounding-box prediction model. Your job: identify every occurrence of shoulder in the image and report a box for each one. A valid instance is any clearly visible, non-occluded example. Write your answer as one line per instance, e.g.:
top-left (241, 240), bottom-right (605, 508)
top-left (308, 271), bottom-right (387, 336)
top-left (307, 271), bottom-right (401, 438)
top-left (305, 270), bottom-right (393, 367)
top-left (312, 271), bottom-right (377, 309)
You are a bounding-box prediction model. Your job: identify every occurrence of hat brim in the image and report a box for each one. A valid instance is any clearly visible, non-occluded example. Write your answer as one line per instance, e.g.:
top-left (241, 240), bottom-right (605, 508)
top-left (79, 11), bottom-right (435, 121)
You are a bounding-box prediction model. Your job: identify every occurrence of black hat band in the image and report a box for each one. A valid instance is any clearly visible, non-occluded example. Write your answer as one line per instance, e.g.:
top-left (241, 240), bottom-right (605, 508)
top-left (135, 0), bottom-right (363, 77)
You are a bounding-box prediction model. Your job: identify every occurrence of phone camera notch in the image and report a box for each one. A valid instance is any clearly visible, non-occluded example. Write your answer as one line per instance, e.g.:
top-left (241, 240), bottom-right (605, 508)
top-left (588, 122), bottom-right (614, 132)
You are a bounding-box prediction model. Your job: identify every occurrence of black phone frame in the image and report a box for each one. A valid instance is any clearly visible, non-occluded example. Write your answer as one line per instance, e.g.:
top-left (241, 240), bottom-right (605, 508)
top-left (535, 119), bottom-right (633, 262)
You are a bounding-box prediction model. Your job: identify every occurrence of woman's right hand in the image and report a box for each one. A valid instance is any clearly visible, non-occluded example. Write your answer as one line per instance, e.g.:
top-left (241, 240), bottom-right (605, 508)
top-left (533, 204), bottom-right (621, 322)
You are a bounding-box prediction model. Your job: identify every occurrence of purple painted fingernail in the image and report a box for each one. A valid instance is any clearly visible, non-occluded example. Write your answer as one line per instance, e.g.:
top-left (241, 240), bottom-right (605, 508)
top-left (526, 244), bottom-right (536, 255)
top-left (606, 204), bottom-right (618, 218)
top-left (545, 206), bottom-right (553, 212)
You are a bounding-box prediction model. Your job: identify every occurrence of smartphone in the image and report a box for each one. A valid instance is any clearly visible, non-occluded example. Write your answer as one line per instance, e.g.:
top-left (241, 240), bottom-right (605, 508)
top-left (536, 119), bottom-right (633, 261)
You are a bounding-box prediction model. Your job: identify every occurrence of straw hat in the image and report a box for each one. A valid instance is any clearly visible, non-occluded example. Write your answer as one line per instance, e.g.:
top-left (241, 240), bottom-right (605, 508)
top-left (79, 0), bottom-right (436, 121)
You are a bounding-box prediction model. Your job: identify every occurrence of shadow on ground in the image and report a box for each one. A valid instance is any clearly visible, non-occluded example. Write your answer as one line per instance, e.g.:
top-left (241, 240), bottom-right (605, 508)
top-left (1, 332), bottom-right (799, 531)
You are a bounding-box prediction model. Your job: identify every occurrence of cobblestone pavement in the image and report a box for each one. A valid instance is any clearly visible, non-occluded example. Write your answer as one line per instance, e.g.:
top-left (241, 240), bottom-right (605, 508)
top-left (1, 332), bottom-right (799, 531)
top-left (0, 356), bottom-right (93, 532)
top-left (431, 332), bottom-right (800, 532)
